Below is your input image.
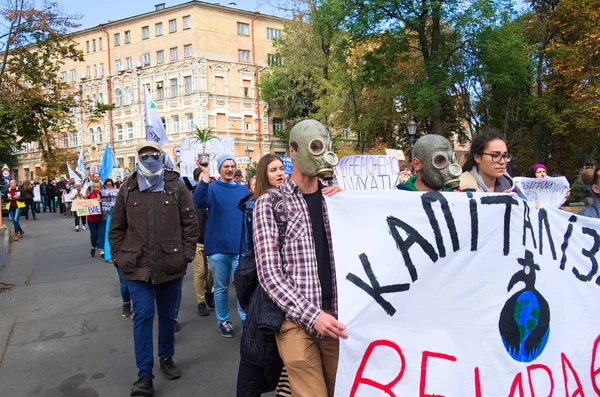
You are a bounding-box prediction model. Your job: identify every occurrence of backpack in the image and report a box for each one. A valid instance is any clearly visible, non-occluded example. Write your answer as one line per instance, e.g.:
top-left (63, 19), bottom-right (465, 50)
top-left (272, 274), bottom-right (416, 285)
top-left (235, 187), bottom-right (288, 311)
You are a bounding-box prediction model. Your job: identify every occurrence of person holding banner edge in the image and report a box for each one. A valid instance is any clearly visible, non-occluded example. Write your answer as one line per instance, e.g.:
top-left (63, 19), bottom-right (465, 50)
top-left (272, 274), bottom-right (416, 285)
top-left (254, 119), bottom-right (345, 397)
top-left (578, 165), bottom-right (600, 218)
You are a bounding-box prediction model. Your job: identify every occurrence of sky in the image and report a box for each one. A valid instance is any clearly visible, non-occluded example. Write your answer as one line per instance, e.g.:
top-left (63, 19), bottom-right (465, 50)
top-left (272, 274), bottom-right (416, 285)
top-left (52, 0), bottom-right (284, 31)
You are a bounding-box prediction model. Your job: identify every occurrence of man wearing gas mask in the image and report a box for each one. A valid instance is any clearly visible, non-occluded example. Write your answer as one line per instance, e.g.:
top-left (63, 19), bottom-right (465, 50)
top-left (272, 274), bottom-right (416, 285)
top-left (396, 134), bottom-right (462, 192)
top-left (109, 141), bottom-right (198, 397)
top-left (254, 119), bottom-right (345, 397)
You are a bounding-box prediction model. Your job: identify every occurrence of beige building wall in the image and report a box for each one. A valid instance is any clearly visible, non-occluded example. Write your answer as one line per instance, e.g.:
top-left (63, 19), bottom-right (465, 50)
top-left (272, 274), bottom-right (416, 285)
top-left (14, 0), bottom-right (287, 181)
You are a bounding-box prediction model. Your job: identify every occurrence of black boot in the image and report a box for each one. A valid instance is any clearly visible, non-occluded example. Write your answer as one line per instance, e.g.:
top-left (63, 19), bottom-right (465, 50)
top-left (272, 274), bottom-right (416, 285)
top-left (197, 302), bottom-right (209, 316)
top-left (205, 291), bottom-right (214, 310)
top-left (159, 358), bottom-right (181, 380)
top-left (130, 376), bottom-right (154, 396)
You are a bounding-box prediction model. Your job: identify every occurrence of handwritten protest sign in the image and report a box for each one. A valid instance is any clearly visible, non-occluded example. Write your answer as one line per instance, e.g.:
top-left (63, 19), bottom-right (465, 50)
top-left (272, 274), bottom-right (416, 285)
top-left (326, 191), bottom-right (600, 396)
top-left (514, 176), bottom-right (570, 208)
top-left (334, 155), bottom-right (401, 191)
top-left (280, 155), bottom-right (293, 174)
top-left (100, 189), bottom-right (119, 215)
top-left (73, 199), bottom-right (101, 217)
top-left (179, 136), bottom-right (235, 178)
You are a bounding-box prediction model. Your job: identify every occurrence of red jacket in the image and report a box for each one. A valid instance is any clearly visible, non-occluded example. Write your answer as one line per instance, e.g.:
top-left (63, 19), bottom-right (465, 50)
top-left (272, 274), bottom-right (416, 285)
top-left (86, 192), bottom-right (103, 222)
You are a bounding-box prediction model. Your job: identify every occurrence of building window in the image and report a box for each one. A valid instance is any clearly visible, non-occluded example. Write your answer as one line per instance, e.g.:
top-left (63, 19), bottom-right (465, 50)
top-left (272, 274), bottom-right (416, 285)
top-left (161, 117), bottom-right (166, 130)
top-left (93, 65), bottom-right (97, 78)
top-left (114, 88), bottom-right (122, 107)
top-left (126, 122), bottom-right (134, 139)
top-left (341, 128), bottom-right (350, 139)
top-left (238, 49), bottom-right (250, 63)
top-left (115, 59), bottom-right (122, 71)
top-left (86, 66), bottom-right (91, 79)
top-left (124, 86), bottom-right (132, 105)
top-left (170, 78), bottom-right (178, 97)
top-left (183, 15), bottom-right (191, 29)
top-left (128, 156), bottom-right (136, 167)
top-left (172, 115), bottom-right (180, 133)
top-left (156, 50), bottom-right (164, 64)
top-left (267, 27), bottom-right (282, 40)
top-left (273, 117), bottom-right (284, 132)
top-left (61, 71), bottom-right (67, 82)
top-left (184, 76), bottom-right (193, 95)
top-left (97, 127), bottom-right (103, 143)
top-left (268, 53), bottom-right (282, 66)
top-left (156, 81), bottom-right (164, 99)
top-left (116, 124), bottom-right (123, 140)
top-left (184, 44), bottom-right (192, 58)
top-left (215, 76), bottom-right (225, 95)
top-left (72, 132), bottom-right (78, 147)
top-left (100, 63), bottom-right (104, 76)
top-left (155, 22), bottom-right (163, 36)
top-left (243, 80), bottom-right (251, 97)
top-left (237, 22), bottom-right (249, 36)
top-left (124, 30), bottom-right (131, 44)
top-left (70, 70), bottom-right (76, 82)
top-left (244, 115), bottom-right (252, 131)
top-left (142, 53), bottom-right (151, 66)
top-left (169, 19), bottom-right (177, 33)
top-left (92, 39), bottom-right (96, 52)
top-left (89, 128), bottom-right (95, 144)
top-left (142, 26), bottom-right (149, 40)
top-left (185, 113), bottom-right (194, 131)
top-left (125, 57), bottom-right (132, 70)
top-left (170, 47), bottom-right (178, 61)
top-left (99, 37), bottom-right (103, 50)
top-left (114, 33), bottom-right (120, 46)
top-left (86, 40), bottom-right (90, 53)
top-left (116, 158), bottom-right (124, 167)
top-left (92, 94), bottom-right (96, 106)
top-left (98, 93), bottom-right (103, 104)
top-left (63, 135), bottom-right (69, 148)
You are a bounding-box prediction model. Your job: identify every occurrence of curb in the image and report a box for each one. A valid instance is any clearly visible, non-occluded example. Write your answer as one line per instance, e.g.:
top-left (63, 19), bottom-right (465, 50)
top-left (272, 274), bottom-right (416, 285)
top-left (0, 225), bottom-right (9, 273)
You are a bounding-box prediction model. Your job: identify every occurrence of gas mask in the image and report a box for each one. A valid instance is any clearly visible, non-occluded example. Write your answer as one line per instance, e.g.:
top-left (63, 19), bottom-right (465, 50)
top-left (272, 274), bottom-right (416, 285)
top-left (289, 119), bottom-right (338, 180)
top-left (413, 135), bottom-right (462, 190)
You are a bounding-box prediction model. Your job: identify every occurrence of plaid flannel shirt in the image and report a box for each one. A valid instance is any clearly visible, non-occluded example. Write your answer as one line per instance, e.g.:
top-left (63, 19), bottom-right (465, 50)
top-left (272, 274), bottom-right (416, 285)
top-left (253, 176), bottom-right (338, 337)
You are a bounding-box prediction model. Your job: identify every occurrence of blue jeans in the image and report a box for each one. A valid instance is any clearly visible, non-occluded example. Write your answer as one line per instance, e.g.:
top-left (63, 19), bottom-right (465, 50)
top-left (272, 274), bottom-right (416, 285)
top-left (116, 268), bottom-right (130, 303)
top-left (127, 278), bottom-right (181, 378)
top-left (41, 195), bottom-right (48, 211)
top-left (8, 207), bottom-right (23, 234)
top-left (88, 220), bottom-right (106, 250)
top-left (174, 277), bottom-right (183, 319)
top-left (208, 253), bottom-right (246, 326)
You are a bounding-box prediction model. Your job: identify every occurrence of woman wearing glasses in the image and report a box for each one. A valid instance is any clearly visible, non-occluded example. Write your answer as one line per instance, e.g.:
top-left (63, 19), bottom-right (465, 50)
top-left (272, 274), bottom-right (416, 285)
top-left (459, 133), bottom-right (515, 193)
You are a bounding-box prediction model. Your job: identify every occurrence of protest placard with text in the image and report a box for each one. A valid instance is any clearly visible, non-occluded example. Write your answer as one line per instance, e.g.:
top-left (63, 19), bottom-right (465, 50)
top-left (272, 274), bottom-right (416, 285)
top-left (179, 136), bottom-right (235, 178)
top-left (326, 191), bottom-right (600, 396)
top-left (73, 199), bottom-right (102, 217)
top-left (514, 176), bottom-right (570, 208)
top-left (334, 155), bottom-right (401, 191)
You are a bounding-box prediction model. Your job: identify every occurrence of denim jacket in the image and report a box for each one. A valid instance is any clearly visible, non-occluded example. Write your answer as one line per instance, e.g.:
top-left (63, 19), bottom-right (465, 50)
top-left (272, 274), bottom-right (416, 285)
top-left (579, 196), bottom-right (600, 219)
top-left (238, 194), bottom-right (255, 257)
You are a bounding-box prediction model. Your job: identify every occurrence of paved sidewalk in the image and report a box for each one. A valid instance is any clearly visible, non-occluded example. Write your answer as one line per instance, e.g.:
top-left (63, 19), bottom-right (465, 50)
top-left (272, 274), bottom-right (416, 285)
top-left (0, 213), bottom-right (249, 397)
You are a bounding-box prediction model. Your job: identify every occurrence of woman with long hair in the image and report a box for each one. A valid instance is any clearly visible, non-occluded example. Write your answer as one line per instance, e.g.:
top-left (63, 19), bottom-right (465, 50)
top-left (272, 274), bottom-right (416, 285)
top-left (459, 132), bottom-right (515, 193)
top-left (4, 180), bottom-right (25, 240)
top-left (21, 180), bottom-right (37, 220)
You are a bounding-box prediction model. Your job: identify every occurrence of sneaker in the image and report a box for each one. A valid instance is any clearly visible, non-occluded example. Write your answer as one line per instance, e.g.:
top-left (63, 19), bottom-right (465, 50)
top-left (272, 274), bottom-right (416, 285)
top-left (205, 291), bottom-right (215, 310)
top-left (100, 252), bottom-right (105, 261)
top-left (122, 302), bottom-right (131, 318)
top-left (218, 321), bottom-right (234, 338)
top-left (130, 375), bottom-right (154, 396)
top-left (197, 302), bottom-right (209, 317)
top-left (75, 226), bottom-right (80, 232)
top-left (174, 321), bottom-right (181, 332)
top-left (82, 225), bottom-right (87, 231)
top-left (90, 248), bottom-right (96, 258)
top-left (159, 358), bottom-right (181, 380)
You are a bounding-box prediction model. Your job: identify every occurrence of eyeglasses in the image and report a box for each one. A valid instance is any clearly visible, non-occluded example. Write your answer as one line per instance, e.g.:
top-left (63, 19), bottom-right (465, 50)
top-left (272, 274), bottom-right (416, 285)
top-left (482, 153), bottom-right (512, 163)
top-left (139, 152), bottom-right (161, 161)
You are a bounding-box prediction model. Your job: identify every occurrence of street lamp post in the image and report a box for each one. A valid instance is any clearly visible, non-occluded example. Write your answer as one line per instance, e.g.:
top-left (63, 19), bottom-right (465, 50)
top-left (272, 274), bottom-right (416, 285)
top-left (407, 120), bottom-right (417, 150)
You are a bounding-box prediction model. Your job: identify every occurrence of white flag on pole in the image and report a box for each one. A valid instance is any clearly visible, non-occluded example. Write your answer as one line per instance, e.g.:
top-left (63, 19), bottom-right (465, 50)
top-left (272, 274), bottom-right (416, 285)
top-left (144, 86), bottom-right (168, 146)
top-left (76, 146), bottom-right (86, 176)
top-left (67, 162), bottom-right (81, 183)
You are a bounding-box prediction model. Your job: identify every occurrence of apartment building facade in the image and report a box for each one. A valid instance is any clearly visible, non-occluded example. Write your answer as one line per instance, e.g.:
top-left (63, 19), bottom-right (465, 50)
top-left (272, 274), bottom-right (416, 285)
top-left (13, 0), bottom-right (287, 180)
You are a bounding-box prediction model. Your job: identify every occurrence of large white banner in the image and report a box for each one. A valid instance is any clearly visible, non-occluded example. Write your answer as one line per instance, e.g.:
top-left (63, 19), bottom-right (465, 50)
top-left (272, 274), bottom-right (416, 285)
top-left (179, 136), bottom-right (235, 178)
top-left (515, 176), bottom-right (571, 208)
top-left (327, 191), bottom-right (600, 396)
top-left (335, 155), bottom-right (401, 191)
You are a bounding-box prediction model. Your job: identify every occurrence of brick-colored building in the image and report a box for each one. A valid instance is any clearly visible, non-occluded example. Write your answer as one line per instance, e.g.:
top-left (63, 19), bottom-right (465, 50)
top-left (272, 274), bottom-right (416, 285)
top-left (13, 1), bottom-right (287, 180)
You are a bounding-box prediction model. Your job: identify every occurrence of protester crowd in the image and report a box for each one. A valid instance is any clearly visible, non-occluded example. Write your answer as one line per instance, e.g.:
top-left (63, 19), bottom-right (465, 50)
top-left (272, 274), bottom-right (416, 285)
top-left (4, 119), bottom-right (600, 397)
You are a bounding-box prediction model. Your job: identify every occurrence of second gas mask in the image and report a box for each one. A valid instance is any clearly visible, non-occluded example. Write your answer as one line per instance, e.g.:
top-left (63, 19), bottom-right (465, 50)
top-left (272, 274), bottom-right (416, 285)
top-left (413, 135), bottom-right (462, 190)
top-left (289, 119), bottom-right (338, 180)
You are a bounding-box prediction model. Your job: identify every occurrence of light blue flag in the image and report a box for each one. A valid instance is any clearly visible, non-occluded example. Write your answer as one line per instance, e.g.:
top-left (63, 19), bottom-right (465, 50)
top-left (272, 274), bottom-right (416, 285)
top-left (76, 146), bottom-right (86, 176)
top-left (98, 144), bottom-right (116, 183)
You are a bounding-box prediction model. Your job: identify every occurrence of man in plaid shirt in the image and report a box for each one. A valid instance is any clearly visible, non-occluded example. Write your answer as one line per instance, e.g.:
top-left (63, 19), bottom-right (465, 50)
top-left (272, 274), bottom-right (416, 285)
top-left (254, 119), bottom-right (346, 397)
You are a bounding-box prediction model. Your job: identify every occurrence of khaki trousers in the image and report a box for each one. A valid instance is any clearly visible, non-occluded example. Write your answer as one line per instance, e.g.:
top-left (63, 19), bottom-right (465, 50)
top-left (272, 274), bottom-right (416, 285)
top-left (192, 243), bottom-right (213, 303)
top-left (275, 320), bottom-right (339, 397)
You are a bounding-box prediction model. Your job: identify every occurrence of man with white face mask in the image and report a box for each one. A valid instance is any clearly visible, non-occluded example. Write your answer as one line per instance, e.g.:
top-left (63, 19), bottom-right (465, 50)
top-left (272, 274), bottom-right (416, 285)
top-left (253, 119), bottom-right (345, 397)
top-left (109, 141), bottom-right (198, 397)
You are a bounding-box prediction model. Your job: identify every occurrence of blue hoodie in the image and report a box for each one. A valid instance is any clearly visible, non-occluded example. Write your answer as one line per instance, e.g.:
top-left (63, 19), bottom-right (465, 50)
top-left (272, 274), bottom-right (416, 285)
top-left (193, 179), bottom-right (249, 255)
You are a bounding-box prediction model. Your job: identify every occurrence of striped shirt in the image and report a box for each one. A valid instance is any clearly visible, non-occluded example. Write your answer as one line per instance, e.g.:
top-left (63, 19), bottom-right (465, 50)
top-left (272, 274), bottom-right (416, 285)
top-left (253, 177), bottom-right (338, 337)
